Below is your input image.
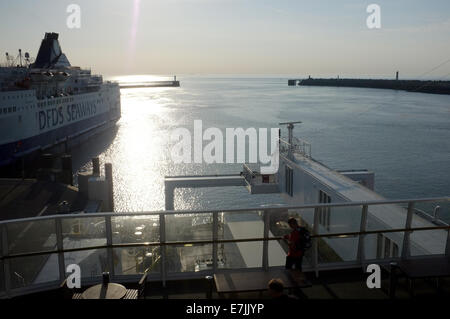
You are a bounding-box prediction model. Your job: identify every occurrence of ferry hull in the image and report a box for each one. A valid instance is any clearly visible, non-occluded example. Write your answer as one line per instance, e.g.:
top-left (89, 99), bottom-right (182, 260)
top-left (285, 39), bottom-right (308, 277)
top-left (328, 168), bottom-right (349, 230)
top-left (0, 108), bottom-right (120, 166)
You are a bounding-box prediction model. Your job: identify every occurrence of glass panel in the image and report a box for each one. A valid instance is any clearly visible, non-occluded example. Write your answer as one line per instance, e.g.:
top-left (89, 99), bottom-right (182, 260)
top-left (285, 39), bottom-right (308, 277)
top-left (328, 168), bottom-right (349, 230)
top-left (218, 210), bottom-right (263, 269)
top-left (64, 248), bottom-right (107, 281)
top-left (61, 217), bottom-right (107, 249)
top-left (9, 253), bottom-right (59, 289)
top-left (0, 259), bottom-right (4, 293)
top-left (364, 232), bottom-right (403, 260)
top-left (268, 238), bottom-right (287, 267)
top-left (0, 226), bottom-right (3, 257)
top-left (112, 215), bottom-right (159, 244)
top-left (218, 242), bottom-right (261, 269)
top-left (165, 213), bottom-right (213, 242)
top-left (221, 211), bottom-right (263, 240)
top-left (364, 203), bottom-right (407, 260)
top-left (166, 244), bottom-right (213, 273)
top-left (366, 204), bottom-right (407, 231)
top-left (113, 246), bottom-right (161, 275)
top-left (285, 208), bottom-right (315, 230)
top-left (318, 236), bottom-right (358, 263)
top-left (317, 205), bottom-right (362, 263)
top-left (414, 201), bottom-right (450, 224)
top-left (7, 219), bottom-right (56, 255)
top-left (325, 205), bottom-right (362, 234)
top-left (268, 208), bottom-right (292, 267)
top-left (410, 211), bottom-right (447, 256)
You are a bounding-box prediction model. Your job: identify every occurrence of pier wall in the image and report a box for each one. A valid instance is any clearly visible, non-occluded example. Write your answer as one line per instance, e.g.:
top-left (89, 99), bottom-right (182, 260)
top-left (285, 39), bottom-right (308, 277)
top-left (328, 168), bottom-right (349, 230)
top-left (289, 78), bottom-right (450, 95)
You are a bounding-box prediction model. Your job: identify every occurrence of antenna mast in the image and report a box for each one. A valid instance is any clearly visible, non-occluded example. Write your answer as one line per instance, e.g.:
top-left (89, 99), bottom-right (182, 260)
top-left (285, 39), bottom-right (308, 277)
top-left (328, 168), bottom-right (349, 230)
top-left (19, 49), bottom-right (22, 67)
top-left (278, 121), bottom-right (302, 146)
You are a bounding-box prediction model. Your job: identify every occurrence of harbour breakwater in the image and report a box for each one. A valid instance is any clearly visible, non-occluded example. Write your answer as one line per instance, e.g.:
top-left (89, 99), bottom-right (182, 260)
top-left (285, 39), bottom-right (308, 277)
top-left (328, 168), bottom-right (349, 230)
top-left (288, 78), bottom-right (450, 95)
top-left (119, 80), bottom-right (180, 89)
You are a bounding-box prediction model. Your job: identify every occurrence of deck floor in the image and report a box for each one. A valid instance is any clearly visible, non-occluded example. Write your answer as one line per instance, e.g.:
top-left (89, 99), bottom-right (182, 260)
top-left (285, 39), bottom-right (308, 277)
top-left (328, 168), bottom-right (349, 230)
top-left (12, 267), bottom-right (450, 300)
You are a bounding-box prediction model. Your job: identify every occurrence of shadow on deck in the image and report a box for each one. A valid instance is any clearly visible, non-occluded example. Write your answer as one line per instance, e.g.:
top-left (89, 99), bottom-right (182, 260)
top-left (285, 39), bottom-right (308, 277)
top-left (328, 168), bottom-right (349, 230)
top-left (11, 266), bottom-right (450, 300)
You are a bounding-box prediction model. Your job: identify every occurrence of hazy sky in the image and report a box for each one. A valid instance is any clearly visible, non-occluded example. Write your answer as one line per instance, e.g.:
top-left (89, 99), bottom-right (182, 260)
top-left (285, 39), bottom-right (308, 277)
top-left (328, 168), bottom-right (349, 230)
top-left (1, 0), bottom-right (450, 78)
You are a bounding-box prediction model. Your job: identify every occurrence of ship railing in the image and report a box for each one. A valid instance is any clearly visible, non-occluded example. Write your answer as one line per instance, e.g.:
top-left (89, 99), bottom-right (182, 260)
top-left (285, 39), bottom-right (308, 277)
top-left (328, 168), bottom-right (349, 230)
top-left (402, 206), bottom-right (449, 227)
top-left (279, 137), bottom-right (311, 159)
top-left (242, 164), bottom-right (278, 185)
top-left (0, 196), bottom-right (449, 298)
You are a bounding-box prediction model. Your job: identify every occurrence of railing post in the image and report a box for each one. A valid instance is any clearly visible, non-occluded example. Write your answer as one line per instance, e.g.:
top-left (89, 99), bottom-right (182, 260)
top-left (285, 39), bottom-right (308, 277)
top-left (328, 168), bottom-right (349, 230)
top-left (312, 207), bottom-right (320, 278)
top-left (159, 213), bottom-right (166, 287)
top-left (262, 210), bottom-right (270, 271)
top-left (357, 205), bottom-right (368, 269)
top-left (164, 185), bottom-right (175, 211)
top-left (1, 224), bottom-right (11, 297)
top-left (104, 216), bottom-right (115, 278)
top-left (55, 218), bottom-right (66, 284)
top-left (445, 227), bottom-right (450, 257)
top-left (401, 202), bottom-right (415, 259)
top-left (212, 212), bottom-right (218, 273)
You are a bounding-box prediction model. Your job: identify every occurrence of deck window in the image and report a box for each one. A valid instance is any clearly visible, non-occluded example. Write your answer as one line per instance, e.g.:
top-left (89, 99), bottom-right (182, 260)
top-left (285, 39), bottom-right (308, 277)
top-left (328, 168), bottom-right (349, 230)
top-left (376, 234), bottom-right (399, 258)
top-left (319, 190), bottom-right (331, 230)
top-left (285, 166), bottom-right (293, 196)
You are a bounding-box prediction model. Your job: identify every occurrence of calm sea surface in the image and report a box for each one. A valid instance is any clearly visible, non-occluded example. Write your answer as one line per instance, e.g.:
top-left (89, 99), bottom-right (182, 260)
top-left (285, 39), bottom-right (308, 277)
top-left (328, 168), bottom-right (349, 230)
top-left (71, 75), bottom-right (450, 221)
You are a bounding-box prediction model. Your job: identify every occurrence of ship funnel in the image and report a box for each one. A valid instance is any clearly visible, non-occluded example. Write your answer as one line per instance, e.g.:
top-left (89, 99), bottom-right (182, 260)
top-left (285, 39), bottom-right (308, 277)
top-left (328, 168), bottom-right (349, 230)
top-left (31, 32), bottom-right (71, 69)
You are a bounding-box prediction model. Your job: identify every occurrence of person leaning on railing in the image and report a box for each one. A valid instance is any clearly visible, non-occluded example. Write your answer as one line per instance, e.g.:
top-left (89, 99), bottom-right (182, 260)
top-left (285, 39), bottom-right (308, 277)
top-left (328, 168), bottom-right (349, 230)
top-left (283, 218), bottom-right (304, 271)
top-left (283, 218), bottom-right (309, 287)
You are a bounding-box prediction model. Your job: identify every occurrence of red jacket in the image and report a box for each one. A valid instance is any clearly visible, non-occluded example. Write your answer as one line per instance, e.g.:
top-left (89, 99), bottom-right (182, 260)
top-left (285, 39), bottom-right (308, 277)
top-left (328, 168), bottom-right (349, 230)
top-left (285, 228), bottom-right (303, 257)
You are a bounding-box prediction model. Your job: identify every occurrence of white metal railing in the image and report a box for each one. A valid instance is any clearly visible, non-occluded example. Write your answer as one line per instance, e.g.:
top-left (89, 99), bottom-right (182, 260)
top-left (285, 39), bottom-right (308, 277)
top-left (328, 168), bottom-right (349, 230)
top-left (242, 164), bottom-right (256, 186)
top-left (279, 138), bottom-right (311, 159)
top-left (0, 196), bottom-right (449, 298)
top-left (242, 164), bottom-right (278, 186)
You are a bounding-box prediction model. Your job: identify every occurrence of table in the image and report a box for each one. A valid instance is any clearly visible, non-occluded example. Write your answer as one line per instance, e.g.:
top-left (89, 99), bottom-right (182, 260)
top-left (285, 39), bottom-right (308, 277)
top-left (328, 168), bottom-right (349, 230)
top-left (81, 283), bottom-right (127, 299)
top-left (388, 257), bottom-right (450, 297)
top-left (397, 257), bottom-right (450, 279)
top-left (214, 269), bottom-right (305, 297)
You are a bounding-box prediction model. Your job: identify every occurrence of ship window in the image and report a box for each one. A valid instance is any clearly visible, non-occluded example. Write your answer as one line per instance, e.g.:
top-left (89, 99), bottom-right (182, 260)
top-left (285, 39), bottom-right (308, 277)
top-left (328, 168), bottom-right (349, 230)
top-left (376, 234), bottom-right (383, 258)
top-left (376, 234), bottom-right (399, 258)
top-left (285, 166), bottom-right (293, 196)
top-left (319, 190), bottom-right (331, 230)
top-left (384, 237), bottom-right (391, 258)
top-left (392, 243), bottom-right (399, 257)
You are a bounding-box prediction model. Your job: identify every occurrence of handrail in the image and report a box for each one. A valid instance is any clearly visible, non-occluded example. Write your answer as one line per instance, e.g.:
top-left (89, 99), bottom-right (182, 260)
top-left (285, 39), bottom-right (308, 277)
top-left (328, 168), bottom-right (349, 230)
top-left (403, 206), bottom-right (449, 226)
top-left (1, 224), bottom-right (448, 261)
top-left (1, 196), bottom-right (449, 225)
top-left (279, 137), bottom-right (311, 158)
top-left (1, 197), bottom-right (449, 297)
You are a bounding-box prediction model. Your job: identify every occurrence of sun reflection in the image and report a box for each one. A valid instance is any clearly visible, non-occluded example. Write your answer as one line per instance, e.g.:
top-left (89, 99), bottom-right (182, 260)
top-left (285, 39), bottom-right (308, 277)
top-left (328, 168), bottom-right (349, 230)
top-left (94, 78), bottom-right (181, 212)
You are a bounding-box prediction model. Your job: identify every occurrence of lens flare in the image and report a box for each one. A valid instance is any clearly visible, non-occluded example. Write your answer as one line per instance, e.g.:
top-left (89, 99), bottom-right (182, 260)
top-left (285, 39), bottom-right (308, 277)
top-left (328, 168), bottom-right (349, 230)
top-left (127, 0), bottom-right (141, 70)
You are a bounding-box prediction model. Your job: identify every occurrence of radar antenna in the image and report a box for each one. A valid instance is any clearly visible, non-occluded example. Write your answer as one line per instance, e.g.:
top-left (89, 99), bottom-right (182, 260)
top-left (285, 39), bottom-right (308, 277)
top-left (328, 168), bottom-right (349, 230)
top-left (278, 121), bottom-right (302, 146)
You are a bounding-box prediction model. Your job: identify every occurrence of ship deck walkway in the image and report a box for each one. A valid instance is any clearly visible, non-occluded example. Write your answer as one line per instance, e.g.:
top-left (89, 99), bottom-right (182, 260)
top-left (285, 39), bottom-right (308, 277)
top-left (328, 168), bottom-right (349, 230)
top-left (213, 268), bottom-right (308, 297)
